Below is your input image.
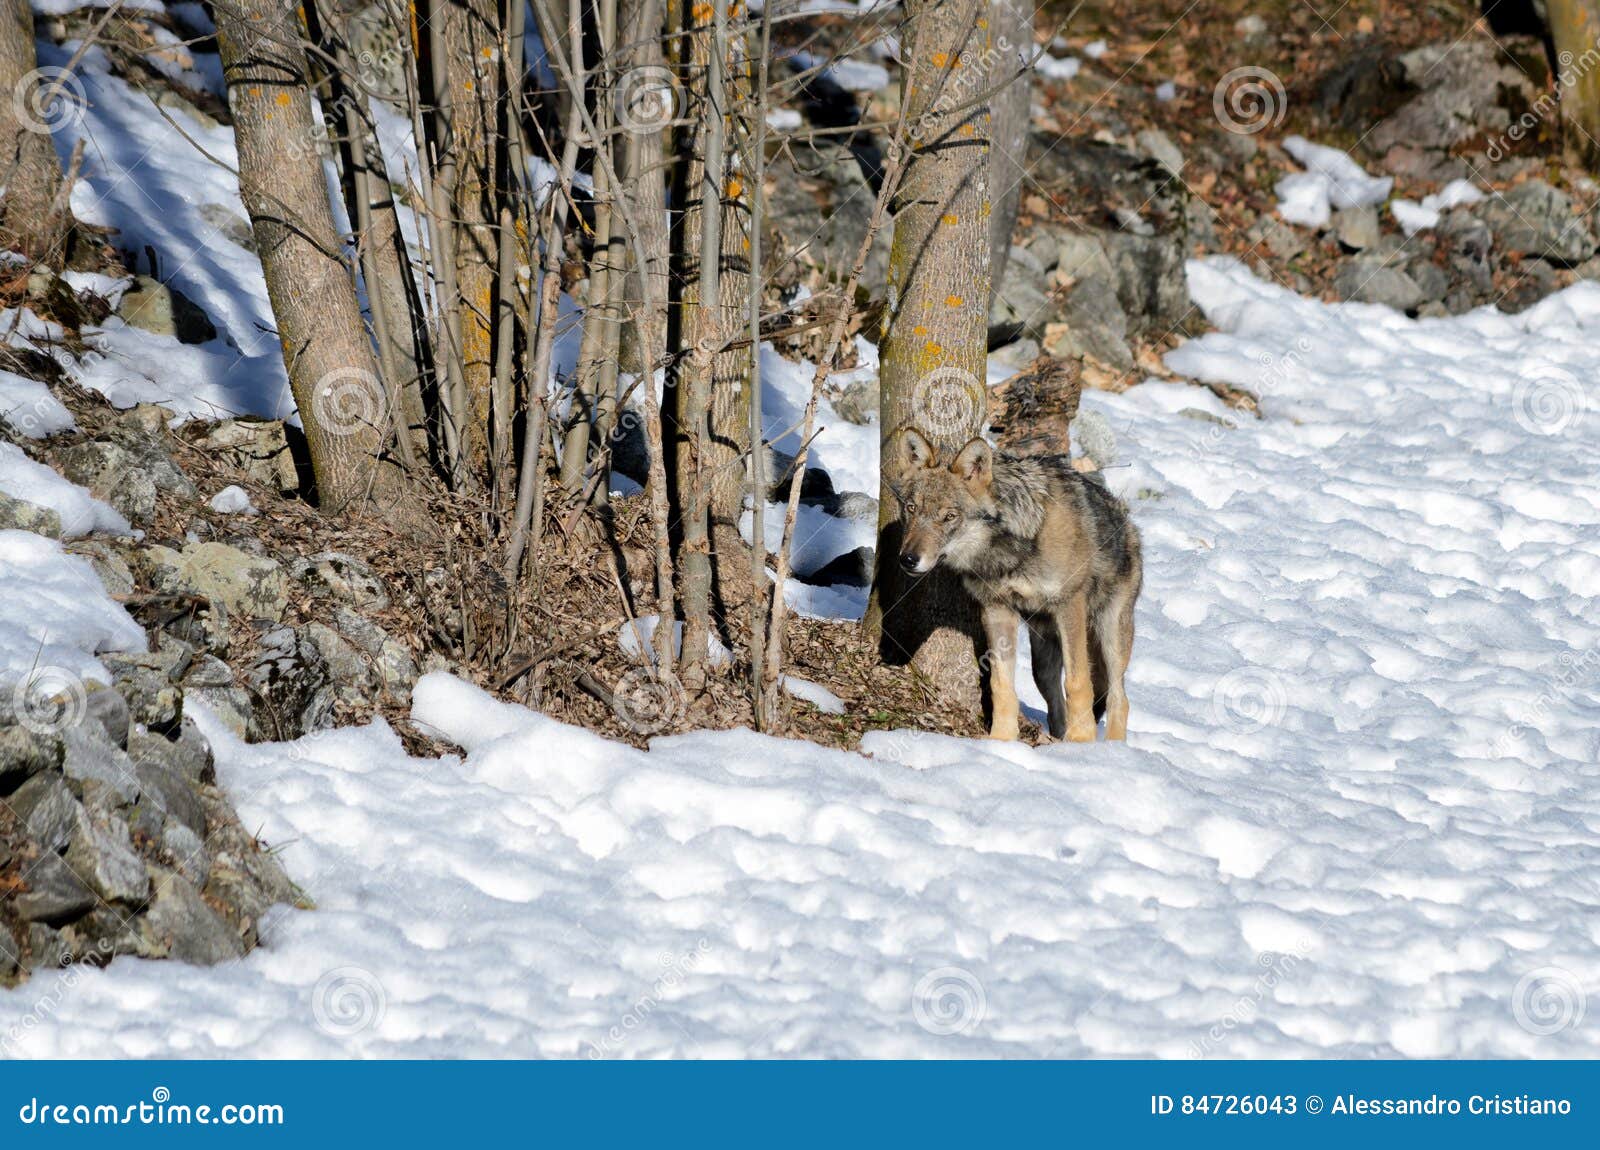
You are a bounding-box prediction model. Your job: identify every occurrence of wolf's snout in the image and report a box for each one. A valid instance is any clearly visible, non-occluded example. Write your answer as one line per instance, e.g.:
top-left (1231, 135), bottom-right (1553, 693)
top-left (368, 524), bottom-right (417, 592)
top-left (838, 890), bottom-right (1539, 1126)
top-left (899, 551), bottom-right (925, 574)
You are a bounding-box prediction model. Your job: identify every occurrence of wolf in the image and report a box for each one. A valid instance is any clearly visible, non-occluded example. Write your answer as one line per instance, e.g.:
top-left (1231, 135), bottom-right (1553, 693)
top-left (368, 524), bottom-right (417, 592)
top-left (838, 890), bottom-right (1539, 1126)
top-left (886, 427), bottom-right (1142, 742)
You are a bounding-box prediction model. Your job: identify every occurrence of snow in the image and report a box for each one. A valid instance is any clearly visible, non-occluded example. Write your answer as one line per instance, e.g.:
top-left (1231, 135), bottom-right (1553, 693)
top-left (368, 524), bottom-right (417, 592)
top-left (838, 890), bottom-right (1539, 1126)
top-left (42, 41), bottom-right (294, 421)
top-left (0, 369), bottom-right (74, 438)
top-left (1276, 136), bottom-right (1394, 228)
top-left (780, 675), bottom-right (845, 714)
top-left (0, 443), bottom-right (129, 537)
top-left (7, 256), bottom-right (1600, 1057)
top-left (790, 51), bottom-right (891, 93)
top-left (618, 616), bottom-right (732, 669)
top-left (1083, 39), bottom-right (1108, 59)
top-left (1390, 179), bottom-right (1487, 236)
top-left (1155, 80), bottom-right (1177, 102)
top-left (1036, 55), bottom-right (1081, 82)
top-left (208, 484), bottom-right (257, 515)
top-left (0, 529), bottom-right (144, 691)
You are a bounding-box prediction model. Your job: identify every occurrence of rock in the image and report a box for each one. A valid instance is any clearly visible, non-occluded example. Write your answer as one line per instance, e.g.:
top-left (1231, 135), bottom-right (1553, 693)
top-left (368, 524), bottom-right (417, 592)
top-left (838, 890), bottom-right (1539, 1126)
top-left (8, 773), bottom-right (83, 853)
top-left (61, 728), bottom-right (141, 809)
top-left (0, 725), bottom-right (63, 794)
top-left (21, 923), bottom-right (67, 973)
top-left (0, 492), bottom-right (62, 538)
top-left (100, 650), bottom-right (185, 731)
top-left (159, 820), bottom-right (210, 889)
top-left (137, 540), bottom-right (288, 622)
top-left (56, 441), bottom-right (158, 522)
top-left (117, 275), bottom-right (218, 345)
top-left (305, 621), bottom-right (377, 705)
top-left (183, 656), bottom-right (252, 739)
top-left (989, 336), bottom-right (1040, 371)
top-left (1335, 260), bottom-right (1424, 311)
top-left (200, 790), bottom-right (301, 947)
top-left (768, 140), bottom-right (890, 295)
top-left (139, 869), bottom-right (245, 964)
top-left (127, 719), bottom-right (215, 788)
top-left (1027, 136), bottom-right (1191, 342)
top-left (803, 546), bottom-right (874, 588)
top-left (11, 851), bottom-right (96, 924)
top-left (132, 759), bottom-right (206, 837)
top-left (64, 540), bottom-right (135, 597)
top-left (81, 683), bottom-right (130, 749)
top-left (329, 608), bottom-right (418, 704)
top-left (1334, 205), bottom-right (1382, 252)
top-left (1408, 258), bottom-right (1450, 305)
top-left (1135, 127), bottom-right (1184, 177)
top-left (187, 418), bottom-right (298, 494)
top-left (827, 491), bottom-right (880, 521)
top-left (64, 812), bottom-right (149, 904)
top-left (1437, 208), bottom-right (1495, 295)
top-left (246, 623), bottom-right (335, 741)
top-left (1247, 214), bottom-right (1307, 261)
top-left (290, 551), bottom-right (390, 610)
top-left (1366, 40), bottom-right (1539, 159)
top-left (1472, 181), bottom-right (1596, 266)
top-left (830, 373), bottom-right (876, 425)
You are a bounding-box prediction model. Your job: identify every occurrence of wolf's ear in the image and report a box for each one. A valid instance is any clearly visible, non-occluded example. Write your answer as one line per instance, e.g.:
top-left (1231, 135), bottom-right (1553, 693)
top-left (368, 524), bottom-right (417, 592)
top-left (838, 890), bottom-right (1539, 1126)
top-left (951, 438), bottom-right (993, 490)
top-left (890, 427), bottom-right (938, 475)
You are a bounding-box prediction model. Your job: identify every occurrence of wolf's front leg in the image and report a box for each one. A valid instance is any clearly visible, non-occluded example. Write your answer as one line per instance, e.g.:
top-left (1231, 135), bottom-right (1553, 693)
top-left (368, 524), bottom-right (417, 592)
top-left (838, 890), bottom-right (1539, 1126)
top-left (980, 603), bottom-right (1021, 740)
top-left (1061, 592), bottom-right (1097, 742)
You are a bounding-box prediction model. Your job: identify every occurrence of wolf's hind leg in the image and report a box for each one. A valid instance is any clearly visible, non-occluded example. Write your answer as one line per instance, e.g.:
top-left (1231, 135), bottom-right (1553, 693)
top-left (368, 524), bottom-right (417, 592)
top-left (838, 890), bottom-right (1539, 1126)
top-left (1027, 617), bottom-right (1066, 739)
top-left (1097, 589), bottom-right (1135, 740)
top-left (981, 603), bottom-right (1022, 740)
top-left (1060, 592), bottom-right (1097, 742)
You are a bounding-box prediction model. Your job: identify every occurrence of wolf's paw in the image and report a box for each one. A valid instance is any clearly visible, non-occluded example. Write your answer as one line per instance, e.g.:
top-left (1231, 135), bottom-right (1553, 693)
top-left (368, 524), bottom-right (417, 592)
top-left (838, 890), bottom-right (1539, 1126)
top-left (1066, 722), bottom-right (1097, 743)
top-left (986, 724), bottom-right (1020, 742)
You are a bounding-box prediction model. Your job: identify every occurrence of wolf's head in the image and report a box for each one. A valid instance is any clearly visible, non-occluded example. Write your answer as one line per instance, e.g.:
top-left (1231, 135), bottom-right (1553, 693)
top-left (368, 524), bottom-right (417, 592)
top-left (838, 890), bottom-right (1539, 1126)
top-left (885, 427), bottom-right (995, 576)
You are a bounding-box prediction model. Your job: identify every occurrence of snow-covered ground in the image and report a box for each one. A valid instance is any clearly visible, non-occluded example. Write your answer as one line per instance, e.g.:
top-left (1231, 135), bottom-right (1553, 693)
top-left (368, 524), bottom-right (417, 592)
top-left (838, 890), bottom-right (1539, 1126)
top-left (6, 256), bottom-right (1600, 1057)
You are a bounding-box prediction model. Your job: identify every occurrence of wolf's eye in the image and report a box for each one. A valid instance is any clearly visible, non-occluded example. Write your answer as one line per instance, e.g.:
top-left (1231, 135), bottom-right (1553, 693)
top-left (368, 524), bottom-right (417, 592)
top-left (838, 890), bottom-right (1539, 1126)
top-left (903, 501), bottom-right (916, 514)
top-left (943, 511), bottom-right (958, 523)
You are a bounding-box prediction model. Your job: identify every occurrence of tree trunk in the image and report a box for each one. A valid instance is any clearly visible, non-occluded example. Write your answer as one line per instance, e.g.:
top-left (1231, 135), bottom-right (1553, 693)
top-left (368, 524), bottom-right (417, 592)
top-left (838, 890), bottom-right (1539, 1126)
top-left (1547, 0), bottom-right (1600, 169)
top-left (216, 0), bottom-right (392, 512)
top-left (435, 0), bottom-right (503, 473)
top-left (987, 0), bottom-right (1031, 302)
top-left (0, 0), bottom-right (65, 259)
top-left (614, 0), bottom-right (669, 378)
top-left (865, 0), bottom-right (992, 705)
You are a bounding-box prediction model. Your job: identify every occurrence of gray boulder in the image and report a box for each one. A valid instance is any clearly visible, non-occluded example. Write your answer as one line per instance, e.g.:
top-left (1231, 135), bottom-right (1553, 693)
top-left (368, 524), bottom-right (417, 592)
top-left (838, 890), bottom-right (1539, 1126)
top-left (290, 551), bottom-right (389, 610)
top-left (12, 852), bottom-right (96, 925)
top-left (1472, 181), bottom-right (1596, 266)
top-left (136, 541), bottom-right (288, 622)
top-left (64, 812), bottom-right (149, 904)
